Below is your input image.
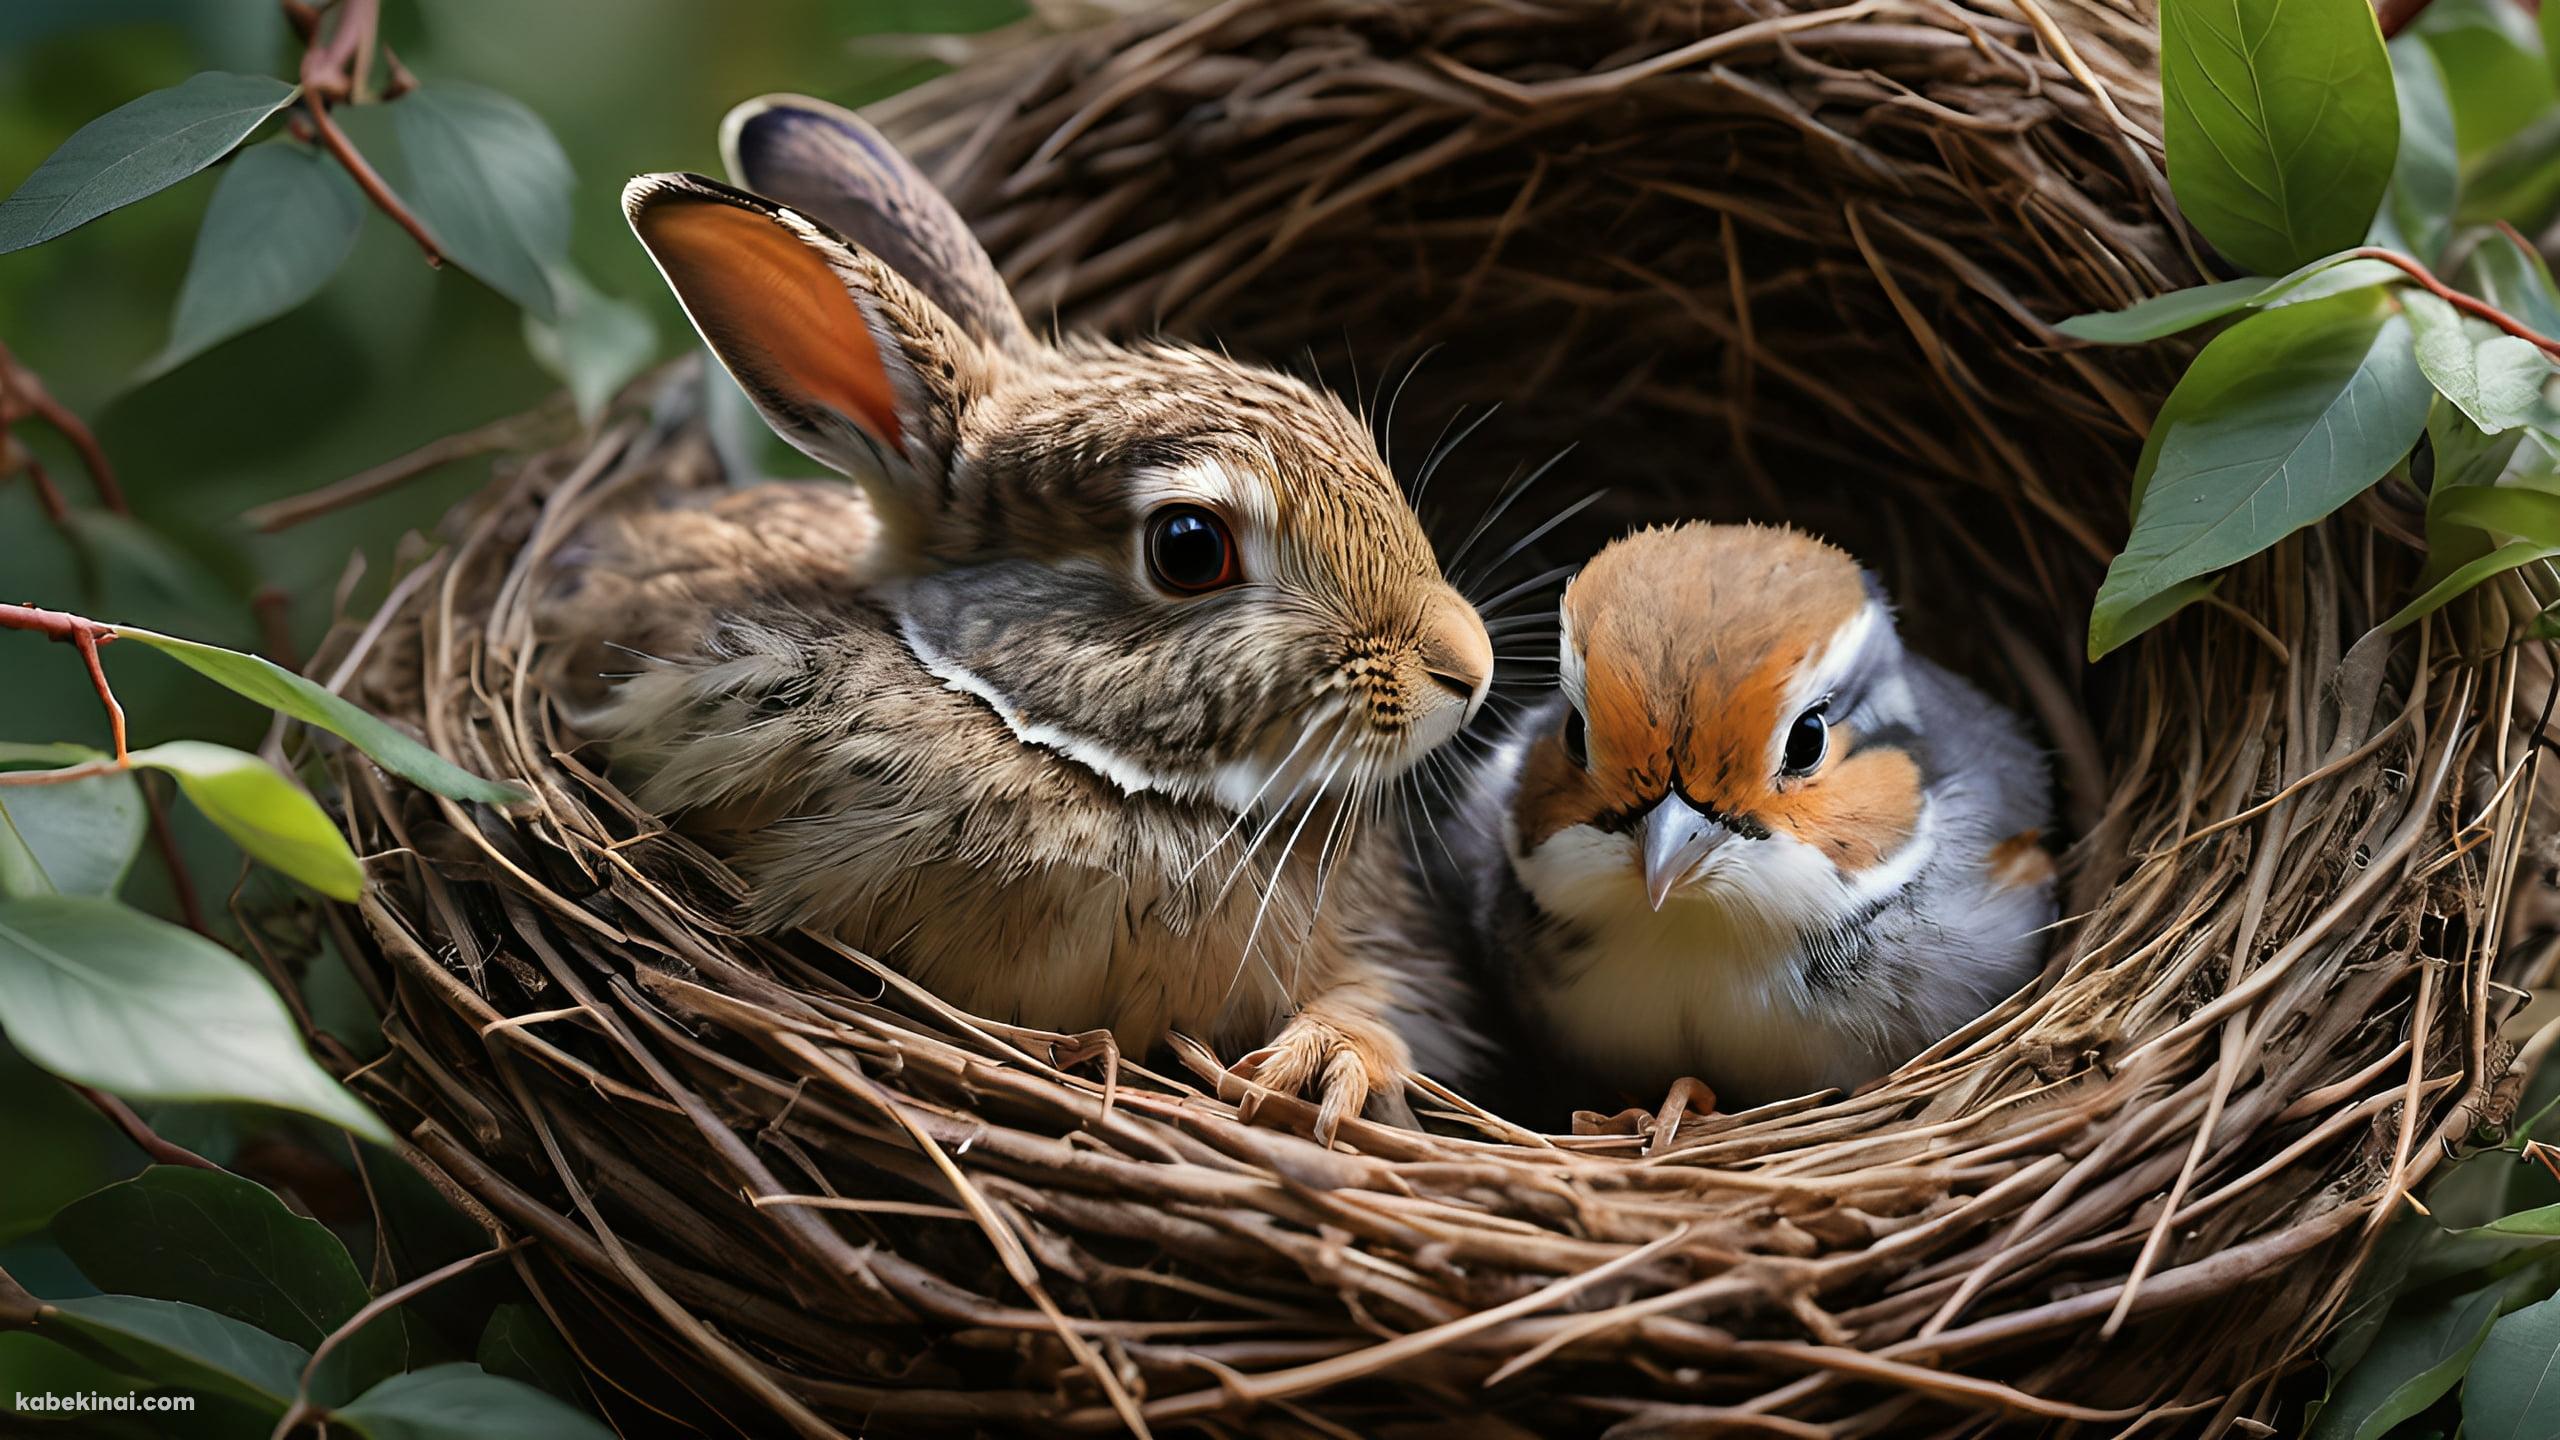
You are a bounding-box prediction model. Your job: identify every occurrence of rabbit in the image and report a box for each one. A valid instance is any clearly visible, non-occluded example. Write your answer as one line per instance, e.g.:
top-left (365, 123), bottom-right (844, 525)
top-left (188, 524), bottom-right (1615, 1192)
top-left (536, 95), bottom-right (1494, 1139)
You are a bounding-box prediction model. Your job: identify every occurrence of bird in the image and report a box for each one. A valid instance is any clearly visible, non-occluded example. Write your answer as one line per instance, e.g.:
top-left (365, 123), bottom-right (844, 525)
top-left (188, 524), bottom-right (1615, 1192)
top-left (1447, 521), bottom-right (2055, 1111)
top-left (536, 94), bottom-right (1494, 1139)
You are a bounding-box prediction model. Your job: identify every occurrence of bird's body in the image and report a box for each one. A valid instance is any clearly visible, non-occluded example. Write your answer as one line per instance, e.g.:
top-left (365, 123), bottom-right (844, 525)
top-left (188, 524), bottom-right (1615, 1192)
top-left (1452, 523), bottom-right (2054, 1109)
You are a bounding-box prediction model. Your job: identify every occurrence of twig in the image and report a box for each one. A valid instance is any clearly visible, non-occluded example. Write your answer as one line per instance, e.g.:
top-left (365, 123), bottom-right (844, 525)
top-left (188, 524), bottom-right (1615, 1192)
top-left (291, 0), bottom-right (443, 267)
top-left (0, 759), bottom-right (122, 789)
top-left (0, 603), bottom-right (127, 760)
top-left (2350, 247), bottom-right (2560, 360)
top-left (8, 448), bottom-right (69, 525)
top-left (242, 402), bottom-right (568, 532)
top-left (254, 586), bottom-right (300, 672)
top-left (269, 1236), bottom-right (532, 1440)
top-left (302, 99), bottom-right (441, 266)
top-left (71, 1084), bottom-right (222, 1171)
top-left (0, 338), bottom-right (126, 513)
top-left (141, 771), bottom-right (211, 935)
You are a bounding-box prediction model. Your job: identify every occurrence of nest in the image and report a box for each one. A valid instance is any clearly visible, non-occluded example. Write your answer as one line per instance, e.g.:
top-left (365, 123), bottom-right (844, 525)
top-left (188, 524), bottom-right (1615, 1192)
top-left (285, 1), bottom-right (2553, 1434)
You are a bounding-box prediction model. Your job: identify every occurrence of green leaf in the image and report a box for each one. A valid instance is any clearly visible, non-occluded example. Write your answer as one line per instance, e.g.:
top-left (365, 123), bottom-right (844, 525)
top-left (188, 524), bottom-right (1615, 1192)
top-left (0, 895), bottom-right (391, 1143)
top-left (2312, 1276), bottom-right (2513, 1440)
top-left (2468, 1290), bottom-right (2560, 1439)
top-left (337, 1364), bottom-right (616, 1440)
top-left (2056, 258), bottom-right (2400, 345)
top-left (0, 756), bottom-right (143, 898)
top-left (2468, 231), bottom-right (2560, 341)
top-left (2383, 37), bottom-right (2459, 265)
top-left (0, 1331), bottom-right (144, 1400)
top-left (2416, 0), bottom-right (2555, 161)
top-left (112, 626), bottom-right (529, 806)
top-left (2403, 289), bottom-right (2560, 435)
top-left (524, 268), bottom-right (655, 425)
top-left (0, 73), bottom-right (298, 255)
top-left (475, 1304), bottom-right (585, 1408)
top-left (2090, 290), bottom-right (2432, 657)
top-left (141, 140), bottom-right (363, 380)
top-left (41, 1294), bottom-right (307, 1417)
top-left (128, 741), bottom-right (363, 902)
top-left (2547, 1), bottom-right (2560, 92)
top-left (2463, 111), bottom-right (2560, 234)
top-left (2158, 0), bottom-right (2398, 276)
top-left (2431, 485), bottom-right (2560, 545)
top-left (2387, 541), bottom-right (2560, 631)
top-left (2433, 401), bottom-right (2531, 492)
top-left (391, 84), bottom-right (572, 319)
top-left (2060, 278), bottom-right (2281, 345)
top-left (52, 1166), bottom-right (409, 1402)
top-left (0, 743), bottom-right (106, 768)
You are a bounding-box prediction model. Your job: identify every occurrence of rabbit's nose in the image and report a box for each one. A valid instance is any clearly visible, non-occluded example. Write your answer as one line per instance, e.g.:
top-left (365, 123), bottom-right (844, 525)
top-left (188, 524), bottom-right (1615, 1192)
top-left (1419, 594), bottom-right (1492, 722)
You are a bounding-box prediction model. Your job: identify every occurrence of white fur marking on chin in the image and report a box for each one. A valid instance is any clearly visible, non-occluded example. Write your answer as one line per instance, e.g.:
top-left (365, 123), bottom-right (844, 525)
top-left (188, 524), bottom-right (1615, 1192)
top-left (896, 609), bottom-right (1213, 802)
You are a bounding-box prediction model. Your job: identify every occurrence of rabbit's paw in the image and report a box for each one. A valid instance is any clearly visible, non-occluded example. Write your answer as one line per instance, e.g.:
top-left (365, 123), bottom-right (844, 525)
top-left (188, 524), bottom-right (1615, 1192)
top-left (1231, 1008), bottom-right (1415, 1145)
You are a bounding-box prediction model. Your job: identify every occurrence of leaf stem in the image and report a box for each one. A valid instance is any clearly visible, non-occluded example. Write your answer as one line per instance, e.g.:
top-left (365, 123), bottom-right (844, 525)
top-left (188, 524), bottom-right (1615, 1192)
top-left (269, 1238), bottom-right (530, 1440)
top-left (2349, 246), bottom-right (2560, 360)
top-left (0, 338), bottom-right (127, 513)
top-left (291, 0), bottom-right (443, 268)
top-left (70, 1083), bottom-right (222, 1171)
top-left (0, 602), bottom-right (132, 762)
top-left (302, 98), bottom-right (441, 267)
top-left (140, 771), bottom-right (211, 935)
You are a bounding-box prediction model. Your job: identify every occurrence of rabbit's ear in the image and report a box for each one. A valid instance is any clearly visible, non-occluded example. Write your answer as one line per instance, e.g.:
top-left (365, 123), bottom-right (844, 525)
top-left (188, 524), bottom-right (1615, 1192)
top-left (720, 94), bottom-right (1029, 351)
top-left (623, 173), bottom-right (989, 515)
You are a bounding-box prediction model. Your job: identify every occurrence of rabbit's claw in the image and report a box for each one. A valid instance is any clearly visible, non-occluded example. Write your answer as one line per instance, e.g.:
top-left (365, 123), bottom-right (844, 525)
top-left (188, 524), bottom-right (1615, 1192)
top-left (1231, 1009), bottom-right (1414, 1145)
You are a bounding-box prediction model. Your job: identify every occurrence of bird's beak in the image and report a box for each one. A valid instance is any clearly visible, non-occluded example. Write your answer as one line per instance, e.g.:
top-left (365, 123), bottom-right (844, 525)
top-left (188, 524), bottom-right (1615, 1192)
top-left (1641, 795), bottom-right (1729, 911)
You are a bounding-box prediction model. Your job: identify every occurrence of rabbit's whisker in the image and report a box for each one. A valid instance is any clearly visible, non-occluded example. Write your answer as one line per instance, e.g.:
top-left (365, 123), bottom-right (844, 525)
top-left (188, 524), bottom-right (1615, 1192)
top-left (1457, 487), bottom-right (1603, 598)
top-left (1472, 563), bottom-right (1583, 624)
top-left (1178, 710), bottom-right (1340, 885)
top-left (1379, 342), bottom-right (1443, 478)
top-left (1226, 742), bottom-right (1351, 1007)
top-left (1212, 723), bottom-right (1351, 905)
top-left (1443, 443), bottom-right (1573, 580)
top-left (1411, 402), bottom-right (1499, 511)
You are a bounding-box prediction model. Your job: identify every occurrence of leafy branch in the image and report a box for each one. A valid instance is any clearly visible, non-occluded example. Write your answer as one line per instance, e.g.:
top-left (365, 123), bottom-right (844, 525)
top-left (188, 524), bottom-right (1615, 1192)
top-left (2064, 0), bottom-right (2560, 659)
top-left (0, 0), bottom-right (655, 414)
top-left (285, 0), bottom-right (443, 267)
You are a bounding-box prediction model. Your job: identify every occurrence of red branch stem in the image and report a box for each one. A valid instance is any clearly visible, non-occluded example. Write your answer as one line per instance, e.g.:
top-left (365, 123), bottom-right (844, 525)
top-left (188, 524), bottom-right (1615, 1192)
top-left (72, 1084), bottom-right (222, 1171)
top-left (292, 0), bottom-right (442, 267)
top-left (0, 338), bottom-right (126, 513)
top-left (302, 99), bottom-right (441, 267)
top-left (18, 454), bottom-right (68, 525)
top-left (2348, 247), bottom-right (2560, 361)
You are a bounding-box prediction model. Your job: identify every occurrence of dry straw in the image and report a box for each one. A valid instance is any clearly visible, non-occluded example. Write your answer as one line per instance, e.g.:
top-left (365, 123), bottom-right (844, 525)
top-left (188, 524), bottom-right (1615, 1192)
top-left (282, 0), bottom-right (2553, 1433)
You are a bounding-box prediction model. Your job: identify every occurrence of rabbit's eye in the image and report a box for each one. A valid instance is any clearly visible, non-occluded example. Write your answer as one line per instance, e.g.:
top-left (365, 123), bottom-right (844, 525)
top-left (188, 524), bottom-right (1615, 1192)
top-left (1146, 504), bottom-right (1240, 594)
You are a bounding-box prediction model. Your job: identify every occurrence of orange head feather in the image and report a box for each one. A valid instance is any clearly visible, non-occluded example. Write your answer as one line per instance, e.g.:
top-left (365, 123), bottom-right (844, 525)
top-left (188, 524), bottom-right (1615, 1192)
top-left (1515, 523), bottom-right (1925, 893)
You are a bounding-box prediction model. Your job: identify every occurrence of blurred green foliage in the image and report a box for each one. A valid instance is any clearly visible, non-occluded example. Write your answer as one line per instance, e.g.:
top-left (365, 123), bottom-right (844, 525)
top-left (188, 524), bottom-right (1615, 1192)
top-left (0, 4), bottom-right (1017, 1427)
top-left (0, 0), bottom-right (1011, 791)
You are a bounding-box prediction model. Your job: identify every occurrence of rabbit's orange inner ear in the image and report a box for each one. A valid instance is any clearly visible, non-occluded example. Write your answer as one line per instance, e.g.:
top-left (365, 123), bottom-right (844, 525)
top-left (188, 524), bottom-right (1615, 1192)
top-left (635, 201), bottom-right (903, 450)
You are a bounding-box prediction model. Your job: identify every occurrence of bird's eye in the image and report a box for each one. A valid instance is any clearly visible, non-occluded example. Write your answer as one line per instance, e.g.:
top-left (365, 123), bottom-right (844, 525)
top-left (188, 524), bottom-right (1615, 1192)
top-left (1145, 504), bottom-right (1240, 594)
top-left (1561, 706), bottom-right (1589, 768)
top-left (1781, 707), bottom-right (1827, 776)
